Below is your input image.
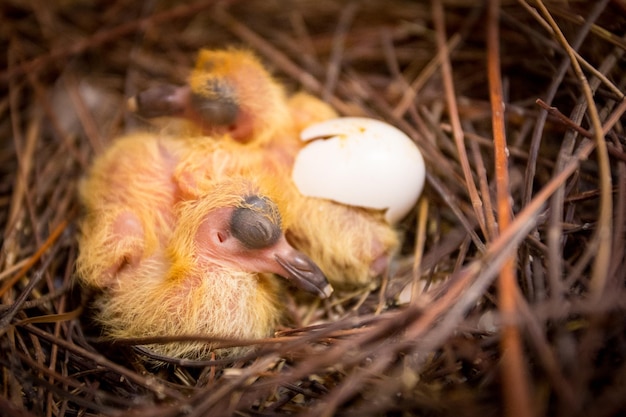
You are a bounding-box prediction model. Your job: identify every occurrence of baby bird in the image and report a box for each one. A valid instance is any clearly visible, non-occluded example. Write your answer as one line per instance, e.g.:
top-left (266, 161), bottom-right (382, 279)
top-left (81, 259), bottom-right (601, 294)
top-left (77, 47), bottom-right (402, 360)
top-left (131, 48), bottom-right (400, 287)
top-left (77, 133), bottom-right (330, 359)
top-left (130, 48), bottom-right (292, 145)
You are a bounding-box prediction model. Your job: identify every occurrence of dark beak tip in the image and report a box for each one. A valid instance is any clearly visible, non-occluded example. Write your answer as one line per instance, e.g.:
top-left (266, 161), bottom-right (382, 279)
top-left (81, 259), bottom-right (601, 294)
top-left (274, 253), bottom-right (333, 299)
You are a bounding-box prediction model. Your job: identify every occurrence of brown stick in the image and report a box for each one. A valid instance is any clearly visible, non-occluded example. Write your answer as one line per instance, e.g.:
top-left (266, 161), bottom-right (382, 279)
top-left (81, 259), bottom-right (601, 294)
top-left (0, 1), bottom-right (219, 82)
top-left (487, 3), bottom-right (534, 416)
top-left (431, 0), bottom-right (488, 240)
top-left (535, 0), bottom-right (613, 302)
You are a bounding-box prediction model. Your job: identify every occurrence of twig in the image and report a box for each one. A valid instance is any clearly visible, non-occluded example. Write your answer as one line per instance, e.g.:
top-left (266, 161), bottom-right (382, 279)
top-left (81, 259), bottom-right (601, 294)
top-left (0, 220), bottom-right (68, 300)
top-left (516, 0), bottom-right (623, 100)
top-left (426, 172), bottom-right (487, 253)
top-left (431, 0), bottom-right (487, 239)
top-left (22, 324), bottom-right (187, 402)
top-left (0, 1), bottom-right (220, 82)
top-left (520, 0), bottom-right (609, 208)
top-left (535, 0), bottom-right (613, 301)
top-left (535, 99), bottom-right (596, 138)
top-left (392, 33), bottom-right (462, 119)
top-left (469, 132), bottom-right (497, 240)
top-left (549, 3), bottom-right (626, 51)
top-left (323, 2), bottom-right (358, 102)
top-left (536, 98), bottom-right (626, 163)
top-left (3, 76), bottom-right (40, 269)
top-left (411, 198), bottom-right (429, 303)
top-left (486, 3), bottom-right (534, 415)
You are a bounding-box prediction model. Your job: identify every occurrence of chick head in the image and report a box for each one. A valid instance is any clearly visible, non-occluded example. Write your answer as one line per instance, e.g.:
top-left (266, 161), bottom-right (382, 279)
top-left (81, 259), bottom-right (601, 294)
top-left (168, 178), bottom-right (333, 299)
top-left (129, 48), bottom-right (291, 144)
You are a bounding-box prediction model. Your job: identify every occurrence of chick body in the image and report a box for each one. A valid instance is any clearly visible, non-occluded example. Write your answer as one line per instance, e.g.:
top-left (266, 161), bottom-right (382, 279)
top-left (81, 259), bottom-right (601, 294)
top-left (78, 132), bottom-right (330, 358)
top-left (77, 133), bottom-right (180, 289)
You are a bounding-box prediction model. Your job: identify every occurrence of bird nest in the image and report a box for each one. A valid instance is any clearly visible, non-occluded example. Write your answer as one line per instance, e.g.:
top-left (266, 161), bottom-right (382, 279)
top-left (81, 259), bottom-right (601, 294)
top-left (2, 1), bottom-right (626, 416)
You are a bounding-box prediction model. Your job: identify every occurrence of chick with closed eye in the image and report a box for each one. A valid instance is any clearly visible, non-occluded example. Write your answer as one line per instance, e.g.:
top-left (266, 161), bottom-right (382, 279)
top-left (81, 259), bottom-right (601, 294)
top-left (77, 132), bottom-right (330, 359)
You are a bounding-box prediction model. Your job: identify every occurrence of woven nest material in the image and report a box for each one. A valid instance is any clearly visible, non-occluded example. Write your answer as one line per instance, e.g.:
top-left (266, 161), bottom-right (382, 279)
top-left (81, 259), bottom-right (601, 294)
top-left (1, 1), bottom-right (626, 416)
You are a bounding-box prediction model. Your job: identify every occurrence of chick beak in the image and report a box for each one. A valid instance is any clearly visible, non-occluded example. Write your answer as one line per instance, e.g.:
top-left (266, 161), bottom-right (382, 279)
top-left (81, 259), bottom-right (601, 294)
top-left (229, 195), bottom-right (332, 298)
top-left (127, 84), bottom-right (190, 118)
top-left (128, 83), bottom-right (242, 137)
top-left (271, 237), bottom-right (333, 299)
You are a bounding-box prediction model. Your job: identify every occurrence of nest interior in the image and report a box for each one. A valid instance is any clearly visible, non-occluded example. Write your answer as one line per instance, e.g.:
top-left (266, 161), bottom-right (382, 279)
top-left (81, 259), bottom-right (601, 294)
top-left (1, 0), bottom-right (626, 416)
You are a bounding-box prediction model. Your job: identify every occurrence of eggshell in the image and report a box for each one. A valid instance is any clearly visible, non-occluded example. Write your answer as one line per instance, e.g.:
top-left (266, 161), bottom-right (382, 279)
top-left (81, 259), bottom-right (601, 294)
top-left (292, 117), bottom-right (425, 223)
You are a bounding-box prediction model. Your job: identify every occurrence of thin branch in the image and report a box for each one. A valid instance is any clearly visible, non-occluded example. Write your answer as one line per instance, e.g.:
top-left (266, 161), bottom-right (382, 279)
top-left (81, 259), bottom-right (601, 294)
top-left (431, 0), bottom-right (487, 239)
top-left (0, 1), bottom-right (219, 82)
top-left (487, 3), bottom-right (534, 416)
top-left (535, 0), bottom-right (613, 301)
top-left (323, 2), bottom-right (358, 102)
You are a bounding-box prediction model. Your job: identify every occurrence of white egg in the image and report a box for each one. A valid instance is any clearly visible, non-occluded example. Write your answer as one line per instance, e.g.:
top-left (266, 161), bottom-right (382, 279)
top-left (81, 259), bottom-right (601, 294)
top-left (292, 117), bottom-right (425, 224)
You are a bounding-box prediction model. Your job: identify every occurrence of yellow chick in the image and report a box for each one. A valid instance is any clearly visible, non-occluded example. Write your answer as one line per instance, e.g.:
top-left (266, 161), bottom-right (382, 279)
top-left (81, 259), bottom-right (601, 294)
top-left (130, 48), bottom-right (400, 288)
top-left (130, 48), bottom-right (292, 145)
top-left (77, 47), bottom-right (404, 359)
top-left (77, 133), bottom-right (331, 359)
